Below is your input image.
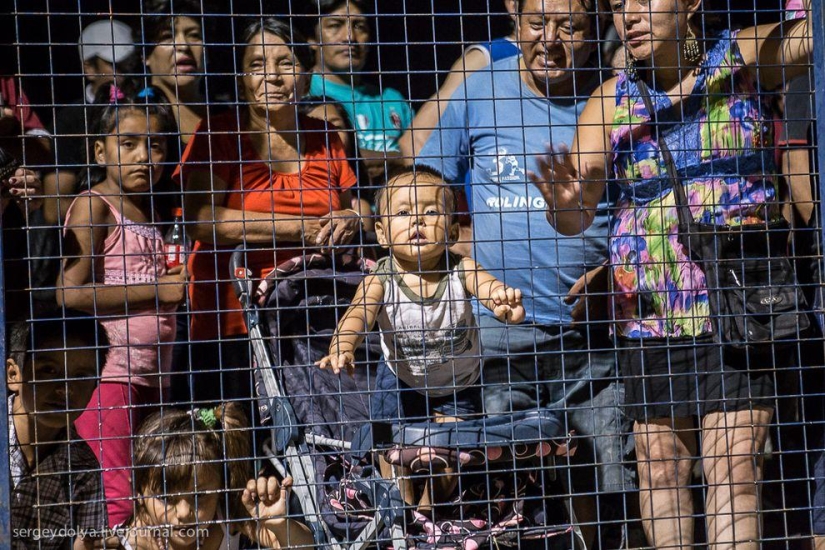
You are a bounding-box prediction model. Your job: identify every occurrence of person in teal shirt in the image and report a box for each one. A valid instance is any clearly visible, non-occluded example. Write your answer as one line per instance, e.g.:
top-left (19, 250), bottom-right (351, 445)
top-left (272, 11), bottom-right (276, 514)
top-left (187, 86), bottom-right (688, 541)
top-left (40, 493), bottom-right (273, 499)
top-left (308, 0), bottom-right (412, 184)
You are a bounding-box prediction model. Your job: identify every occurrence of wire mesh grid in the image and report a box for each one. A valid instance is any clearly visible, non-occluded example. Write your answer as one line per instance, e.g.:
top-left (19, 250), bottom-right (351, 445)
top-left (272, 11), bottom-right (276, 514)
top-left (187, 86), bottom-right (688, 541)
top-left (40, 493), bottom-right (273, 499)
top-left (0, 0), bottom-right (821, 548)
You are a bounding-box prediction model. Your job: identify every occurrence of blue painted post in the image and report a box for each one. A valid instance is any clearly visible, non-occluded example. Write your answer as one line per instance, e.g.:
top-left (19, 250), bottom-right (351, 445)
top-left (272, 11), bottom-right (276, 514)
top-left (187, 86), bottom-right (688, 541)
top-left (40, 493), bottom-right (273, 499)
top-left (816, 2), bottom-right (825, 224)
top-left (808, 2), bottom-right (825, 542)
top-left (0, 205), bottom-right (10, 546)
top-left (815, 0), bottom-right (825, 329)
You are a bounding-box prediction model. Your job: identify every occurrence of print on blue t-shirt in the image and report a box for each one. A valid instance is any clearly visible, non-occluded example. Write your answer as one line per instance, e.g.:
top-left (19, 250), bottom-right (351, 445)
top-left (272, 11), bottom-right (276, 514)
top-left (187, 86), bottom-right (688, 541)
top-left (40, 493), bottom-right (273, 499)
top-left (419, 56), bottom-right (611, 325)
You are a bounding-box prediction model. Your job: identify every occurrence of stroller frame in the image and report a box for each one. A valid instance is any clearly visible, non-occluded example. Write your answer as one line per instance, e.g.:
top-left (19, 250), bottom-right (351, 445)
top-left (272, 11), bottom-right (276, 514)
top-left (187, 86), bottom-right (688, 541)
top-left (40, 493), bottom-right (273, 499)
top-left (231, 247), bottom-right (586, 550)
top-left (231, 249), bottom-right (408, 550)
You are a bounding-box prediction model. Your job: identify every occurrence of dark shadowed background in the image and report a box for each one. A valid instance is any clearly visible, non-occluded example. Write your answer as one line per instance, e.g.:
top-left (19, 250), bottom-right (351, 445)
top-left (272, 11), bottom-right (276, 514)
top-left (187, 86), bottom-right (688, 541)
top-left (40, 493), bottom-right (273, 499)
top-left (5, 0), bottom-right (782, 130)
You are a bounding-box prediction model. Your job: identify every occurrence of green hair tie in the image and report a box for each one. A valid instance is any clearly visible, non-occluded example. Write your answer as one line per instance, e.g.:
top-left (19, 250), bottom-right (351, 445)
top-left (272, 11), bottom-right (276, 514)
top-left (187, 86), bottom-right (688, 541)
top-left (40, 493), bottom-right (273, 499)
top-left (194, 407), bottom-right (218, 429)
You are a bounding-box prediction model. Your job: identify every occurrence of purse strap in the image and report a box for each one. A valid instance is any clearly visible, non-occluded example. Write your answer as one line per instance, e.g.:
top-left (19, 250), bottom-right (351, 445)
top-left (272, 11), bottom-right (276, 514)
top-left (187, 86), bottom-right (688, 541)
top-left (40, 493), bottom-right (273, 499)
top-left (633, 76), bottom-right (696, 251)
top-left (634, 78), bottom-right (690, 224)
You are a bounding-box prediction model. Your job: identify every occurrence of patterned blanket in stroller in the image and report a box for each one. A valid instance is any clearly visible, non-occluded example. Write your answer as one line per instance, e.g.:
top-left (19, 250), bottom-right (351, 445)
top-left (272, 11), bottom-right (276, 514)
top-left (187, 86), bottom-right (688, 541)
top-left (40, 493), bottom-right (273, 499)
top-left (325, 451), bottom-right (577, 549)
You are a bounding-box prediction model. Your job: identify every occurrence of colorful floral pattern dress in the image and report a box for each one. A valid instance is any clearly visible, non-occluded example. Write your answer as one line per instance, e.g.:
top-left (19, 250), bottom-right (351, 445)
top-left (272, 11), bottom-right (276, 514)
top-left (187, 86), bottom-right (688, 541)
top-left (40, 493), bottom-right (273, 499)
top-left (609, 29), bottom-right (780, 340)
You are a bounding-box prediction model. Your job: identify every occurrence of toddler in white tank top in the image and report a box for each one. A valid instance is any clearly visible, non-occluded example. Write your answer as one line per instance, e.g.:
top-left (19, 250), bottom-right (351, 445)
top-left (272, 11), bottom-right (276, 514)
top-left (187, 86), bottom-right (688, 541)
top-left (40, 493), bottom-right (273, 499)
top-left (318, 165), bottom-right (525, 392)
top-left (317, 165), bottom-right (525, 507)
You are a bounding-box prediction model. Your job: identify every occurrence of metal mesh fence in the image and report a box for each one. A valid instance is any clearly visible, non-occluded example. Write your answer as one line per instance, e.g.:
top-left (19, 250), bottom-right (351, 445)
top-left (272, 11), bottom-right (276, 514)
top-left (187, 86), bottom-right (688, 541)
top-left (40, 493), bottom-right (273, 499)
top-left (1, 0), bottom-right (822, 548)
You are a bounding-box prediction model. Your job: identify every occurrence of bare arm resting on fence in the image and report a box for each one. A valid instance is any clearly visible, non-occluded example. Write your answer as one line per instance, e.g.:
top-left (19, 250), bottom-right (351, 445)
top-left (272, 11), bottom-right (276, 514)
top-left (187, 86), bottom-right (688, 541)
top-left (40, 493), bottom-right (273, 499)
top-left (184, 170), bottom-right (360, 251)
top-left (317, 273), bottom-right (385, 375)
top-left (736, 0), bottom-right (812, 90)
top-left (460, 256), bottom-right (525, 324)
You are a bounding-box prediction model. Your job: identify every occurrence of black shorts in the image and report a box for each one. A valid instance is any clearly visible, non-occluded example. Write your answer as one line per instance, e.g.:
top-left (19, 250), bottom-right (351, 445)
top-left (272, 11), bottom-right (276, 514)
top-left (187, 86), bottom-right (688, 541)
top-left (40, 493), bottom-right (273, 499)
top-left (619, 335), bottom-right (778, 421)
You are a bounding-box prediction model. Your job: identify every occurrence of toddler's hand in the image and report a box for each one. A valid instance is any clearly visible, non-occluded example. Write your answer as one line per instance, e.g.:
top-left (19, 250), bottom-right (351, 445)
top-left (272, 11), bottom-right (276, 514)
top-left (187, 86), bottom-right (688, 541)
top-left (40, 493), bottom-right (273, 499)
top-left (491, 286), bottom-right (525, 323)
top-left (243, 475), bottom-right (292, 528)
top-left (316, 351), bottom-right (355, 376)
top-left (158, 264), bottom-right (187, 306)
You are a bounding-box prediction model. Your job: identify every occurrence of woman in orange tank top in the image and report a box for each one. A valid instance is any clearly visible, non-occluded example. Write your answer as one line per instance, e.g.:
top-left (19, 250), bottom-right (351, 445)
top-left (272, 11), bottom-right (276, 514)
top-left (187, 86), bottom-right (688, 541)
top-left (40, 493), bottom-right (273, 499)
top-left (175, 18), bottom-right (360, 404)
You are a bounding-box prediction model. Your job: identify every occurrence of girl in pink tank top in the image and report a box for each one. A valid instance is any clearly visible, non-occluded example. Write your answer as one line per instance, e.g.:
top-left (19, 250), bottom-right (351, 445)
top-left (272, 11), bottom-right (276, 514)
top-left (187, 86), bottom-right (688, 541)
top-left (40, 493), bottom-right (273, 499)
top-left (57, 93), bottom-right (185, 527)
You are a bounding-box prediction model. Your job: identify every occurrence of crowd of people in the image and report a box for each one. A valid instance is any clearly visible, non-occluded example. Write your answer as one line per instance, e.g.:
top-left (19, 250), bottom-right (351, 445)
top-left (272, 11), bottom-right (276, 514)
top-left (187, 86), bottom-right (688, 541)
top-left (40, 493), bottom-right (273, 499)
top-left (0, 0), bottom-right (820, 548)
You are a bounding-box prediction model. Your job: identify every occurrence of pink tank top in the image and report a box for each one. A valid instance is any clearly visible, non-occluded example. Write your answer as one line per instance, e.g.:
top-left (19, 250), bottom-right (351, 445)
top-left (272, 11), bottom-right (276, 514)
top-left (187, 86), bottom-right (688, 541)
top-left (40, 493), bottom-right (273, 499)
top-left (65, 191), bottom-right (176, 387)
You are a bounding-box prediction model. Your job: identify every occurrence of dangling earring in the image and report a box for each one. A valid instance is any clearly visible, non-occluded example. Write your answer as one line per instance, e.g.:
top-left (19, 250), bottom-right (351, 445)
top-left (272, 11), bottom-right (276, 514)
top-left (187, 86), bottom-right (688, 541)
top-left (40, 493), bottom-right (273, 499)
top-left (684, 25), bottom-right (702, 64)
top-left (625, 51), bottom-right (638, 82)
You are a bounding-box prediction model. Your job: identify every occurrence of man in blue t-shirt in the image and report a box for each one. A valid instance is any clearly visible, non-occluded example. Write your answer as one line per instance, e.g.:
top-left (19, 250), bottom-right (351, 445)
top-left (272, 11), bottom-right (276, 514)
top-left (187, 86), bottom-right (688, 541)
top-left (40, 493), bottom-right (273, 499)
top-left (307, 0), bottom-right (412, 185)
top-left (418, 1), bottom-right (632, 543)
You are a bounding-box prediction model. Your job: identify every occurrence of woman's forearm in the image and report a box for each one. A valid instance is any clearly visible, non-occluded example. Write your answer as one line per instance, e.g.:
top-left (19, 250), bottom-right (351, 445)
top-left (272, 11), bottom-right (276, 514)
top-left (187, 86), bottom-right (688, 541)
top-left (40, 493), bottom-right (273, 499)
top-left (189, 205), bottom-right (321, 246)
top-left (57, 283), bottom-right (165, 315)
top-left (784, 12), bottom-right (812, 69)
top-left (184, 170), bottom-right (323, 245)
top-left (548, 207), bottom-right (598, 236)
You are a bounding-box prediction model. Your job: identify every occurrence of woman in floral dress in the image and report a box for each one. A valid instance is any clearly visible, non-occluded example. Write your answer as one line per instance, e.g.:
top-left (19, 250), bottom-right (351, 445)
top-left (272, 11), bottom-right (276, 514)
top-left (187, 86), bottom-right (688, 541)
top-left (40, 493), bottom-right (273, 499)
top-left (530, 0), bottom-right (812, 547)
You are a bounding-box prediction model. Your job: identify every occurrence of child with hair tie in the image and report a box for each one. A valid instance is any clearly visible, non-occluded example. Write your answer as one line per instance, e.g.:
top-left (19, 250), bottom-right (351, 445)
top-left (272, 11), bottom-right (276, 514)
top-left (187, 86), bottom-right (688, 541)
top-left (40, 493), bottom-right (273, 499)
top-left (115, 402), bottom-right (312, 550)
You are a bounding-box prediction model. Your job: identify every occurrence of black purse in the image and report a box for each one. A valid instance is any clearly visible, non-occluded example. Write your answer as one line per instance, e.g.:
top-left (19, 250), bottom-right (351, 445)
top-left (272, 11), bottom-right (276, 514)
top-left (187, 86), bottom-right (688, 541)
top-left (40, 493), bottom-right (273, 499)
top-left (634, 77), bottom-right (810, 358)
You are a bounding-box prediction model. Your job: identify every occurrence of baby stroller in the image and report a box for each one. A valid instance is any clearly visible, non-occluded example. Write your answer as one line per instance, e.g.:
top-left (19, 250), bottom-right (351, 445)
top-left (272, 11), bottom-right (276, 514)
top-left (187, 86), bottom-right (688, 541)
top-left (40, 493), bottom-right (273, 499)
top-left (230, 246), bottom-right (586, 549)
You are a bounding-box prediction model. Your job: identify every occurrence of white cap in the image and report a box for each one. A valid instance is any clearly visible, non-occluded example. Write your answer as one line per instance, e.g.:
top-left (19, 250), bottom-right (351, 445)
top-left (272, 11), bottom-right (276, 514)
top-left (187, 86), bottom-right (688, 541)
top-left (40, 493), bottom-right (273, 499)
top-left (79, 20), bottom-right (135, 64)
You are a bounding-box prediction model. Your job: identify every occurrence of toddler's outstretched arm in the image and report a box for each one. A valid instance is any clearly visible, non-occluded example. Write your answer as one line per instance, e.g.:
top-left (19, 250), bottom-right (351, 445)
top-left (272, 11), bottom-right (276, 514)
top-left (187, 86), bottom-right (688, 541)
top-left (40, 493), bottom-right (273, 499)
top-left (316, 274), bottom-right (385, 375)
top-left (241, 475), bottom-right (314, 548)
top-left (461, 257), bottom-right (525, 323)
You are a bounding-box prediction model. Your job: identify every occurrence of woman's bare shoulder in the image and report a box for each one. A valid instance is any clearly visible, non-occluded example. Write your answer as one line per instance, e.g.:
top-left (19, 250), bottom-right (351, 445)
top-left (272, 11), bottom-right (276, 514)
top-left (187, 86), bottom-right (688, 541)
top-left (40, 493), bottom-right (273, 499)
top-left (579, 75), bottom-right (621, 127)
top-left (591, 76), bottom-right (620, 106)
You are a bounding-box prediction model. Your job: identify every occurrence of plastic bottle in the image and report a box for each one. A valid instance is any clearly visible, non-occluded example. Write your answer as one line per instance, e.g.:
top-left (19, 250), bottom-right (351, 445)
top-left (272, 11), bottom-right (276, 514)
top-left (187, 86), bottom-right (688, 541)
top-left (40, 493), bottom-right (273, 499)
top-left (164, 207), bottom-right (189, 269)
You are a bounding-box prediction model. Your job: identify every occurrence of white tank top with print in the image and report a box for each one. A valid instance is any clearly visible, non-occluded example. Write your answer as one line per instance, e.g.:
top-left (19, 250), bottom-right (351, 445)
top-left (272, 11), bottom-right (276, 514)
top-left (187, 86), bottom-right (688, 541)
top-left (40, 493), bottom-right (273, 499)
top-left (374, 254), bottom-right (480, 397)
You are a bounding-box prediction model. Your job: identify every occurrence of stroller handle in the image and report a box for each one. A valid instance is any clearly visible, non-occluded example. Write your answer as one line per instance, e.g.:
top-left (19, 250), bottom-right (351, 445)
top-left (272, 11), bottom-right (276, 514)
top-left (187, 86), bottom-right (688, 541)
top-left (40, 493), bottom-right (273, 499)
top-left (230, 247), bottom-right (254, 306)
top-left (229, 244), bottom-right (301, 452)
